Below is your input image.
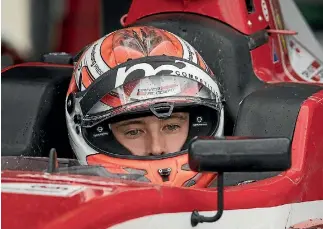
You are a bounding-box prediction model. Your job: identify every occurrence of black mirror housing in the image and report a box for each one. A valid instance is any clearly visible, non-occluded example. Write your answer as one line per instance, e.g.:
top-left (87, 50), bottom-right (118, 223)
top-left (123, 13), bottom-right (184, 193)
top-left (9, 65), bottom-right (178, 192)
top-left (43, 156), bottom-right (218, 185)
top-left (189, 137), bottom-right (291, 172)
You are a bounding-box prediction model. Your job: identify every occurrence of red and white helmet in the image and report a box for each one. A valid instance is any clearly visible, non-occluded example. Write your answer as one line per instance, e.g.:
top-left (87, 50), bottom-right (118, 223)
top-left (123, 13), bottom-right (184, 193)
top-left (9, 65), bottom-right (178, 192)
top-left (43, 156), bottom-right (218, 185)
top-left (66, 26), bottom-right (224, 187)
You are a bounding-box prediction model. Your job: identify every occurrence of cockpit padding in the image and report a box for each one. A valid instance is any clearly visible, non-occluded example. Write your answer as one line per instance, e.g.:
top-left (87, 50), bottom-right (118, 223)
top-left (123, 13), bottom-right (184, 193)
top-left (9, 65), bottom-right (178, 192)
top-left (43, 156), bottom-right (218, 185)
top-left (1, 65), bottom-right (74, 158)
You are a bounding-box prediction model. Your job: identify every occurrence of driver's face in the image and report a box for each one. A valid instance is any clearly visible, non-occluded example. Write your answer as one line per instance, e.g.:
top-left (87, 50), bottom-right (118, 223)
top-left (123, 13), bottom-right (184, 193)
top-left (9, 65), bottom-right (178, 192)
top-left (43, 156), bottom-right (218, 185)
top-left (110, 112), bottom-right (189, 156)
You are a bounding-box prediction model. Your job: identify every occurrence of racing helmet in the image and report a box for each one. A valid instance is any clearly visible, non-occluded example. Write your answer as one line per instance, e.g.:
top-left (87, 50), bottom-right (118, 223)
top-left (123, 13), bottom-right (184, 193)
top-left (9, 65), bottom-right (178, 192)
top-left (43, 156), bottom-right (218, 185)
top-left (66, 26), bottom-right (224, 188)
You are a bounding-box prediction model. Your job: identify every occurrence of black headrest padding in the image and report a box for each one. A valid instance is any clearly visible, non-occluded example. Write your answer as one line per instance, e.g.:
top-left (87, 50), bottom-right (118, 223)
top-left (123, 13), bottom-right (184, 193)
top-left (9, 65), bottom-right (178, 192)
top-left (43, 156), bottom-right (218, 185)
top-left (134, 13), bottom-right (264, 126)
top-left (234, 83), bottom-right (323, 138)
top-left (1, 65), bottom-right (74, 158)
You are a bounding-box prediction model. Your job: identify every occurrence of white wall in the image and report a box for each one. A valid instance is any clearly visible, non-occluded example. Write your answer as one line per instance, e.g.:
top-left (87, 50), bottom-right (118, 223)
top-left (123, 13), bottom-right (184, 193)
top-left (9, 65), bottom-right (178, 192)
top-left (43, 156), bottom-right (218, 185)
top-left (1, 0), bottom-right (33, 58)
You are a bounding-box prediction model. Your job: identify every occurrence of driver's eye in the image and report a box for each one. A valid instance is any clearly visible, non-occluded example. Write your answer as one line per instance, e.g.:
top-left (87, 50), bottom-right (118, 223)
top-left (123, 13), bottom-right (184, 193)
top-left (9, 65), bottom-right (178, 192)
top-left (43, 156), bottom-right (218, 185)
top-left (125, 129), bottom-right (143, 138)
top-left (163, 124), bottom-right (180, 132)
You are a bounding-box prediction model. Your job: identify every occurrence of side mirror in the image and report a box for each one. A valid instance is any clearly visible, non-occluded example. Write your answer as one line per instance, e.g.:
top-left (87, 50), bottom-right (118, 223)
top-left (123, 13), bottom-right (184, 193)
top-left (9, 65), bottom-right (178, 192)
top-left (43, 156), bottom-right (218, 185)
top-left (189, 137), bottom-right (291, 172)
top-left (188, 137), bottom-right (291, 227)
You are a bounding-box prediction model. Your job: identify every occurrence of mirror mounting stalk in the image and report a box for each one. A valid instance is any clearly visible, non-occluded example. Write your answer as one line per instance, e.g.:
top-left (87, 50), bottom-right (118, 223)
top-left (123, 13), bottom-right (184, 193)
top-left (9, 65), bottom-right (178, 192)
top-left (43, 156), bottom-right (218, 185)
top-left (191, 172), bottom-right (224, 227)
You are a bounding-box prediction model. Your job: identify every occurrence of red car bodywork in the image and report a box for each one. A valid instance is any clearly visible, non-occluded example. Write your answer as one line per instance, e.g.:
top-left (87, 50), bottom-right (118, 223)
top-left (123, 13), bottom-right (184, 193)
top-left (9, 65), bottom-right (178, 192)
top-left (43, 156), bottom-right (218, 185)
top-left (2, 0), bottom-right (323, 228)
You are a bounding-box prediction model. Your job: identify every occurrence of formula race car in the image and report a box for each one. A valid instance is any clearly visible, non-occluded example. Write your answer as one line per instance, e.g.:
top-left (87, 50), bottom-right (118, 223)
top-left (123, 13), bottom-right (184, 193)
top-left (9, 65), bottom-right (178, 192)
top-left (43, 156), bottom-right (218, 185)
top-left (2, 0), bottom-right (323, 228)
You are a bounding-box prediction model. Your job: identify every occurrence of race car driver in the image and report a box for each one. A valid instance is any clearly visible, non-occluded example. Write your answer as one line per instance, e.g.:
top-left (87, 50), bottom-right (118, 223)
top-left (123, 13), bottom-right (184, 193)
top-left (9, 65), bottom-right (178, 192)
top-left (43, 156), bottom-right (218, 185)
top-left (65, 26), bottom-right (224, 188)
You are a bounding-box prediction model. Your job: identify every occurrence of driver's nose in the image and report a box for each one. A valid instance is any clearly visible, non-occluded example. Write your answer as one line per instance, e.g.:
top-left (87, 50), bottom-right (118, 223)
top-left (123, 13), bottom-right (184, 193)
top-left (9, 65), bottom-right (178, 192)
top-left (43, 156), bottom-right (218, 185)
top-left (149, 132), bottom-right (166, 156)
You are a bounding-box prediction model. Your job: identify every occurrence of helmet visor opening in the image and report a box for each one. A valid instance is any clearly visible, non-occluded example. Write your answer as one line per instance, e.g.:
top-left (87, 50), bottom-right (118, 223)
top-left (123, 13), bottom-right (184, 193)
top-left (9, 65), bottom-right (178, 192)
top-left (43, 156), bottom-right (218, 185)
top-left (82, 104), bottom-right (220, 159)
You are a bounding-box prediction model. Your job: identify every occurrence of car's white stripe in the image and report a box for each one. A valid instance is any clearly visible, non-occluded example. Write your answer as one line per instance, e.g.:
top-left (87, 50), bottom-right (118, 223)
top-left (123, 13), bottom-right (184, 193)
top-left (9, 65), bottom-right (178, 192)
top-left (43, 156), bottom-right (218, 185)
top-left (111, 200), bottom-right (323, 229)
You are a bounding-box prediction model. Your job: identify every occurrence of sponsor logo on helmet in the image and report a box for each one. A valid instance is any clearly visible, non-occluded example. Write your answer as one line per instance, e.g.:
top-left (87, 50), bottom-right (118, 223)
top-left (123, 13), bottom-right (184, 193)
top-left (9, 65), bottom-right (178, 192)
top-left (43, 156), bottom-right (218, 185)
top-left (90, 43), bottom-right (104, 75)
top-left (93, 126), bottom-right (109, 137)
top-left (137, 85), bottom-right (178, 96)
top-left (192, 116), bottom-right (208, 127)
top-left (115, 60), bottom-right (220, 98)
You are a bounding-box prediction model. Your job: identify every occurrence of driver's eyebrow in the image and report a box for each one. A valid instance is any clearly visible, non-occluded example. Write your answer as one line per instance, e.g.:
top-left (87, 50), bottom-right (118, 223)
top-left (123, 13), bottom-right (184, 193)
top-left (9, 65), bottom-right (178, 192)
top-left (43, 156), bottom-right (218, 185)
top-left (115, 120), bottom-right (145, 128)
top-left (167, 113), bottom-right (188, 121)
top-left (114, 113), bottom-right (188, 128)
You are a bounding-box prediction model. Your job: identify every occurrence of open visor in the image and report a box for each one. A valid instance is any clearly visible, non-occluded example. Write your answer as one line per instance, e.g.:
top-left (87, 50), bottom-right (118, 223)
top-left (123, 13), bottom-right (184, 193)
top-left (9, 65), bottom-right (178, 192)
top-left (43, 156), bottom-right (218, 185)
top-left (79, 75), bottom-right (222, 128)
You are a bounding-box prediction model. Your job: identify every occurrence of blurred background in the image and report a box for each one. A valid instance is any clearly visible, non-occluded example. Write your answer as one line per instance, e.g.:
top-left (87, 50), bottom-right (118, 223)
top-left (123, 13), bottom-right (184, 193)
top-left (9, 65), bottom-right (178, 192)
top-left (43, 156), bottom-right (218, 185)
top-left (1, 0), bottom-right (132, 68)
top-left (1, 0), bottom-right (323, 69)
